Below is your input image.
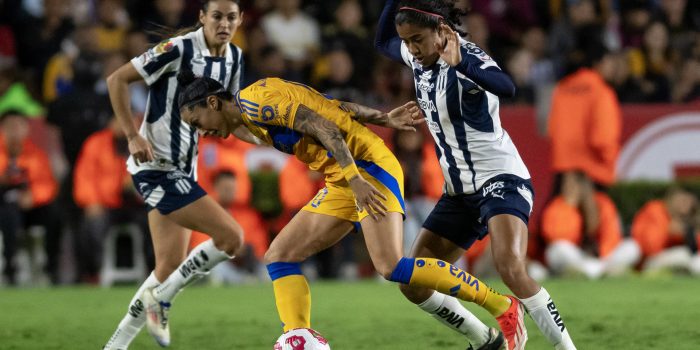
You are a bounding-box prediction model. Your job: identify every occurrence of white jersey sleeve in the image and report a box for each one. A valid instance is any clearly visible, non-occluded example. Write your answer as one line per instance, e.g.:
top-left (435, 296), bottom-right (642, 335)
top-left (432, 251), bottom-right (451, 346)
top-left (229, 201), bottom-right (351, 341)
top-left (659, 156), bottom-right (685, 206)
top-left (131, 37), bottom-right (184, 86)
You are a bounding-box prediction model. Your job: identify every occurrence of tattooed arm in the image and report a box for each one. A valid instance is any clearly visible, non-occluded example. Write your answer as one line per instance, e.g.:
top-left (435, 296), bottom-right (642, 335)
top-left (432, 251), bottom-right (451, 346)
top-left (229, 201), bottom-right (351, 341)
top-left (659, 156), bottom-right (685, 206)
top-left (340, 101), bottom-right (424, 131)
top-left (292, 104), bottom-right (387, 219)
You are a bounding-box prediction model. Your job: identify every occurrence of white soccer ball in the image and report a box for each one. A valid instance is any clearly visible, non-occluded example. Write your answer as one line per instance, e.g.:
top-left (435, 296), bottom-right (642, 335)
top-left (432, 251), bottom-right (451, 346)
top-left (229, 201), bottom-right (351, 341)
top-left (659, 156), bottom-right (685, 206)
top-left (273, 328), bottom-right (331, 350)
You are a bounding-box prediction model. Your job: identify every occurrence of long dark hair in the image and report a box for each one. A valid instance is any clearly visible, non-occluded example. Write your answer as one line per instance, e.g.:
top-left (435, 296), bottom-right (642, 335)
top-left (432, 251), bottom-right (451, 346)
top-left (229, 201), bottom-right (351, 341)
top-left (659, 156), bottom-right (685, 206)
top-left (395, 0), bottom-right (469, 37)
top-left (177, 70), bottom-right (233, 111)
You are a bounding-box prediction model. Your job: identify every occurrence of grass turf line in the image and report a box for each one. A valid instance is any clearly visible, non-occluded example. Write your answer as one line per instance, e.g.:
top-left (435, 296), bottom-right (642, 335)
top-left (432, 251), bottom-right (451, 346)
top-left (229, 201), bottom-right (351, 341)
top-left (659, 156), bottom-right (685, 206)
top-left (0, 277), bottom-right (699, 349)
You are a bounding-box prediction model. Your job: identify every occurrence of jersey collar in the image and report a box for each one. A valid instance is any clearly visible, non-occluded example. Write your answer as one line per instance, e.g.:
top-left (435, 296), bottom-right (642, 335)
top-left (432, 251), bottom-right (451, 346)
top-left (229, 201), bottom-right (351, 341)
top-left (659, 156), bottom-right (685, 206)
top-left (193, 27), bottom-right (230, 58)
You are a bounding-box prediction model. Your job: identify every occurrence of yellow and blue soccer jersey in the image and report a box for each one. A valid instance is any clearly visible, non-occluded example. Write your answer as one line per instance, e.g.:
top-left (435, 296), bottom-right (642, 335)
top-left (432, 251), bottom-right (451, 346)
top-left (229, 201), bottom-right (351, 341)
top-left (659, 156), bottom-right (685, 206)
top-left (235, 78), bottom-right (405, 222)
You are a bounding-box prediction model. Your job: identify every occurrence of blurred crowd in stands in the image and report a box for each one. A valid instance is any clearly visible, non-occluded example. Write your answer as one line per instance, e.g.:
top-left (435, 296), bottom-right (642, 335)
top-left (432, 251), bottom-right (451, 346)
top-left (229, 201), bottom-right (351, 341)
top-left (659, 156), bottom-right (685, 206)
top-left (0, 0), bottom-right (699, 286)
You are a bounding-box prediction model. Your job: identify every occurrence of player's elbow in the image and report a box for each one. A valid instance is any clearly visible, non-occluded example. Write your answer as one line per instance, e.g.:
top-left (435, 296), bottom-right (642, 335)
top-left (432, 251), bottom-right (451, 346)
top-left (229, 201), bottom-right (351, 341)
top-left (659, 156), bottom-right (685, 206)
top-left (106, 71), bottom-right (122, 91)
top-left (505, 83), bottom-right (517, 98)
top-left (499, 81), bottom-right (516, 98)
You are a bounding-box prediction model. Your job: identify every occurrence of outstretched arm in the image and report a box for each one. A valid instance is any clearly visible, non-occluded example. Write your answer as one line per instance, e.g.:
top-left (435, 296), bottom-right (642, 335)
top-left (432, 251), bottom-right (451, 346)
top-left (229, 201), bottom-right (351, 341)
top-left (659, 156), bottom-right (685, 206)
top-left (292, 104), bottom-right (387, 219)
top-left (375, 0), bottom-right (403, 62)
top-left (340, 101), bottom-right (424, 131)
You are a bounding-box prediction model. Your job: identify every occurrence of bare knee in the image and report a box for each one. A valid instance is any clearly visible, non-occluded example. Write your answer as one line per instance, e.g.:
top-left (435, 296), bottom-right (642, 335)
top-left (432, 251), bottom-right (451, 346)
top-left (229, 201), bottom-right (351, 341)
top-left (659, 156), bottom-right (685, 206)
top-left (373, 258), bottom-right (400, 281)
top-left (263, 241), bottom-right (306, 264)
top-left (494, 257), bottom-right (528, 287)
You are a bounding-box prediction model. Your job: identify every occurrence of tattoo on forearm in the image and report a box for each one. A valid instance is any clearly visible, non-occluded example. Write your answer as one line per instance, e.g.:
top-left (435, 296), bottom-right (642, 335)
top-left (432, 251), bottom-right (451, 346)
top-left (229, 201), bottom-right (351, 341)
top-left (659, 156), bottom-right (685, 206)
top-left (340, 101), bottom-right (388, 126)
top-left (294, 104), bottom-right (355, 167)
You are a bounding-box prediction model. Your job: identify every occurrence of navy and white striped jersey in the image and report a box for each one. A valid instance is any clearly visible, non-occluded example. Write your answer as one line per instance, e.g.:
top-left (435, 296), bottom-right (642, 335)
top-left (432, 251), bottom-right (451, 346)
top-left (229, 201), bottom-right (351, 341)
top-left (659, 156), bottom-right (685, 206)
top-left (398, 39), bottom-right (530, 195)
top-left (128, 28), bottom-right (244, 177)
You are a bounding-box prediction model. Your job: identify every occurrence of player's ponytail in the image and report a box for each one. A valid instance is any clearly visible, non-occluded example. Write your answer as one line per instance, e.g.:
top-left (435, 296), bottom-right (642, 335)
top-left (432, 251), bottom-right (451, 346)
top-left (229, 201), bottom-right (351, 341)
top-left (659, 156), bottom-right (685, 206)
top-left (395, 0), bottom-right (468, 37)
top-left (177, 70), bottom-right (233, 111)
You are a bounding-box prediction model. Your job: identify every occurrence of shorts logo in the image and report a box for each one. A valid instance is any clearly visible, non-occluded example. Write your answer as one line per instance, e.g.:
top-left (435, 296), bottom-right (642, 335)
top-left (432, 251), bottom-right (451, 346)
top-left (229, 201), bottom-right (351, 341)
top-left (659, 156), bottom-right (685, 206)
top-left (174, 179), bottom-right (192, 195)
top-left (517, 184), bottom-right (534, 214)
top-left (138, 182), bottom-right (151, 197)
top-left (482, 181), bottom-right (505, 199)
top-left (167, 170), bottom-right (187, 180)
top-left (310, 188), bottom-right (329, 208)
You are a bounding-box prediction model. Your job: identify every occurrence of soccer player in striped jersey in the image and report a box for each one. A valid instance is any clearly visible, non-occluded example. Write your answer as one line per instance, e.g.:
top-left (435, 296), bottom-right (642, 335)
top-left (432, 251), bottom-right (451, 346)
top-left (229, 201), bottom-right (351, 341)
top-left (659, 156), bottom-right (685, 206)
top-left (175, 73), bottom-right (511, 348)
top-left (376, 1), bottom-right (577, 349)
top-left (102, 1), bottom-right (249, 349)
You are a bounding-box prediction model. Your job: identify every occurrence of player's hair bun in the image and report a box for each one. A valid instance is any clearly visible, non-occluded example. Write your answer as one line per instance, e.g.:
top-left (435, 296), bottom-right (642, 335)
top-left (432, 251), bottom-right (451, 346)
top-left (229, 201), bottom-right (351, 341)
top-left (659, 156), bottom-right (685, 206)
top-left (177, 70), bottom-right (197, 86)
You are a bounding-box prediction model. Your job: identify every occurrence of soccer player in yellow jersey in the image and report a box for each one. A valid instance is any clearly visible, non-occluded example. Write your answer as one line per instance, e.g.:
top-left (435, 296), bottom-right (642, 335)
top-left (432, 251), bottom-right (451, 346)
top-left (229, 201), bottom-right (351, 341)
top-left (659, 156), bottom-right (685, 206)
top-left (175, 71), bottom-right (511, 347)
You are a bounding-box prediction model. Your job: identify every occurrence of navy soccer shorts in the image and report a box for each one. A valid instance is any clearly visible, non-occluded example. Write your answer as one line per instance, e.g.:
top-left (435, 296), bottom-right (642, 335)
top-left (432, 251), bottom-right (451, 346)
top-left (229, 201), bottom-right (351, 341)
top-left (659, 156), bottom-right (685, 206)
top-left (132, 170), bottom-right (206, 215)
top-left (422, 174), bottom-right (534, 250)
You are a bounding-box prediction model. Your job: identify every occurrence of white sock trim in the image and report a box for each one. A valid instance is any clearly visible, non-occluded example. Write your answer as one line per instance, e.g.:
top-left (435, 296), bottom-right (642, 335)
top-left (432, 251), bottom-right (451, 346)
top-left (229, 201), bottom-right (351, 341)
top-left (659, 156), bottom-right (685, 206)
top-left (519, 286), bottom-right (549, 311)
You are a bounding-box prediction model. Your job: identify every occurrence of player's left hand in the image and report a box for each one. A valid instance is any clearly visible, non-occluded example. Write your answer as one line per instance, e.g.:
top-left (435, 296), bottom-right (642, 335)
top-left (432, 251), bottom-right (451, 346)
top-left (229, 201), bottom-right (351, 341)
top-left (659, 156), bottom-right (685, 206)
top-left (386, 101), bottom-right (425, 131)
top-left (348, 176), bottom-right (388, 221)
top-left (435, 23), bottom-right (461, 67)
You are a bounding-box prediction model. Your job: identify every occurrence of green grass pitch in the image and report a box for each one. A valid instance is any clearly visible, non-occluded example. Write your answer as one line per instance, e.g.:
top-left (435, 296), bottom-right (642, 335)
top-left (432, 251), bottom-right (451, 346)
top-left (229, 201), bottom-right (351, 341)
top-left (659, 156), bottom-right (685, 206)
top-left (1, 277), bottom-right (699, 349)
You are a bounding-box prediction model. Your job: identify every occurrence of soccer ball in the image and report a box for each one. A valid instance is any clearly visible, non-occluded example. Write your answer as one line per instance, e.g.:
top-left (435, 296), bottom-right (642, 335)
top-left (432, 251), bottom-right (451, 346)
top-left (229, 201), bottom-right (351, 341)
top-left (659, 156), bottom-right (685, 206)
top-left (273, 328), bottom-right (331, 350)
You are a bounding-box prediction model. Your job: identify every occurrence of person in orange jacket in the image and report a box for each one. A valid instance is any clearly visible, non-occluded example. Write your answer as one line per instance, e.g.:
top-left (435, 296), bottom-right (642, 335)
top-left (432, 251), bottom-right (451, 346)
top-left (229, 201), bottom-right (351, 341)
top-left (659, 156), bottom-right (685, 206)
top-left (0, 110), bottom-right (61, 284)
top-left (632, 187), bottom-right (700, 275)
top-left (547, 40), bottom-right (622, 250)
top-left (72, 118), bottom-right (151, 282)
top-left (189, 170), bottom-right (269, 283)
top-left (541, 172), bottom-right (640, 279)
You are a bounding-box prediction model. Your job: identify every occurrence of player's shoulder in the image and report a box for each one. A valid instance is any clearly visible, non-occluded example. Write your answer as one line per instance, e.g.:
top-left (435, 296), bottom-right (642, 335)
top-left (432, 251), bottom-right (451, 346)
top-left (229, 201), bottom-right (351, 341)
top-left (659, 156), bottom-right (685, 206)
top-left (459, 39), bottom-right (493, 62)
top-left (238, 79), bottom-right (279, 105)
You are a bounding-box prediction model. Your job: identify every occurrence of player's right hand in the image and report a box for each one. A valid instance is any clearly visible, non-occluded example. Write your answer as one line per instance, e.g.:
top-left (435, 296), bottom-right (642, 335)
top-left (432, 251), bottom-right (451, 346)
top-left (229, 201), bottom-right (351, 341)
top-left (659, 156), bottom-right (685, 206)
top-left (349, 176), bottom-right (388, 221)
top-left (128, 135), bottom-right (155, 165)
top-left (386, 101), bottom-right (425, 131)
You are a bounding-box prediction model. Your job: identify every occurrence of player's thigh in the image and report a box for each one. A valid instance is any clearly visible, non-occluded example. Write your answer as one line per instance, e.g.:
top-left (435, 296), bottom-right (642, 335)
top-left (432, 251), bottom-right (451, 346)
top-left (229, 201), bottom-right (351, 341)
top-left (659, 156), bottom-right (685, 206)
top-left (264, 210), bottom-right (354, 263)
top-left (148, 209), bottom-right (191, 276)
top-left (166, 194), bottom-right (243, 254)
top-left (408, 228), bottom-right (466, 263)
top-left (360, 212), bottom-right (404, 278)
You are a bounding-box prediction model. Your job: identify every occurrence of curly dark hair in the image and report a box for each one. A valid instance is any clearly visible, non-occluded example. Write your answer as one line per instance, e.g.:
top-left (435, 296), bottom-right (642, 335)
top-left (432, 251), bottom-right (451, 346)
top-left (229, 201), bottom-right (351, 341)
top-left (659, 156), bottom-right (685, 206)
top-left (176, 70), bottom-right (233, 111)
top-left (395, 0), bottom-right (469, 37)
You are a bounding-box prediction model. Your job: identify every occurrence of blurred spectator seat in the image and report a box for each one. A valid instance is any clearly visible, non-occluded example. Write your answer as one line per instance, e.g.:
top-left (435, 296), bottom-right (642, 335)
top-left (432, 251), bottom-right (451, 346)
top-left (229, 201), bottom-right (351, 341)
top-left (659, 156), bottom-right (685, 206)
top-left (100, 224), bottom-right (146, 287)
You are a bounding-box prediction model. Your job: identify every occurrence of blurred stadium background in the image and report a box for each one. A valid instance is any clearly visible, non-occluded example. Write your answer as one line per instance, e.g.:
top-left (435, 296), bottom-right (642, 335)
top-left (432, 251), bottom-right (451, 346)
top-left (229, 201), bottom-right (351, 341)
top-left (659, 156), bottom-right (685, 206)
top-left (0, 0), bottom-right (700, 348)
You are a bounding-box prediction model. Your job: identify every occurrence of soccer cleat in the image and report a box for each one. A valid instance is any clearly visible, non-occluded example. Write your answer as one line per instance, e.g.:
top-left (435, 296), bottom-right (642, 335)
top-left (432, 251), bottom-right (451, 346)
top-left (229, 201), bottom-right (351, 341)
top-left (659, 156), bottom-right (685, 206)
top-left (496, 296), bottom-right (528, 350)
top-left (102, 346), bottom-right (126, 350)
top-left (143, 288), bottom-right (171, 347)
top-left (466, 327), bottom-right (506, 350)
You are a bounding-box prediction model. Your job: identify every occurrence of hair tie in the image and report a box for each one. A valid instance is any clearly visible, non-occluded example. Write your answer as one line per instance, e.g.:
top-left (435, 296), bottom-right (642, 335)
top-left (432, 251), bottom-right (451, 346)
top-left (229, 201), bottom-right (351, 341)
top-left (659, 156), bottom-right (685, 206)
top-left (399, 6), bottom-right (444, 20)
